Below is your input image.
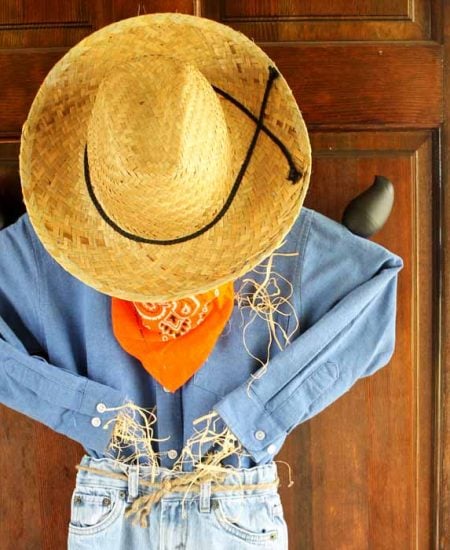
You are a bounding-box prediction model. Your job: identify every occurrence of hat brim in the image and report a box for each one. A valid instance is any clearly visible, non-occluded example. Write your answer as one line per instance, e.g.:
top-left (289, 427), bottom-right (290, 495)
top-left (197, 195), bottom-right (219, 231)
top-left (19, 12), bottom-right (311, 301)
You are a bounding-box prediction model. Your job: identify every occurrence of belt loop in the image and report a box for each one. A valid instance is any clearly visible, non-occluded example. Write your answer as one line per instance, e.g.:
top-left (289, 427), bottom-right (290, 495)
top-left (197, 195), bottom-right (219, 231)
top-left (127, 463), bottom-right (140, 503)
top-left (199, 480), bottom-right (211, 513)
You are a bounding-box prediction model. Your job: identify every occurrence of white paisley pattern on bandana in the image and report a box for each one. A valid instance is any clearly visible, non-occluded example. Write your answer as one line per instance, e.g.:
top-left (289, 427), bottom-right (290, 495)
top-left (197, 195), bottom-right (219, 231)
top-left (132, 288), bottom-right (220, 341)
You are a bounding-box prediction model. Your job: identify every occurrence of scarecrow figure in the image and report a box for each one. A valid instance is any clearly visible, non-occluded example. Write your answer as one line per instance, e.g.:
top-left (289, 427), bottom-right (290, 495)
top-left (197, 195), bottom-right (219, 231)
top-left (0, 12), bottom-right (403, 549)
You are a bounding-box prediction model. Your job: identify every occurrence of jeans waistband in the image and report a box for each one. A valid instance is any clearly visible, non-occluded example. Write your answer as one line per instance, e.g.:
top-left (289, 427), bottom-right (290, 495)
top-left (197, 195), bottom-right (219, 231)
top-left (73, 454), bottom-right (281, 530)
top-left (75, 454), bottom-right (279, 496)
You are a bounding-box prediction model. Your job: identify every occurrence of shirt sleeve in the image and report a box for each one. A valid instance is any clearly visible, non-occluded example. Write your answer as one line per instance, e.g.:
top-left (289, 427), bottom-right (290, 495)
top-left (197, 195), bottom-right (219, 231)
top-left (0, 215), bottom-right (126, 456)
top-left (212, 208), bottom-right (405, 464)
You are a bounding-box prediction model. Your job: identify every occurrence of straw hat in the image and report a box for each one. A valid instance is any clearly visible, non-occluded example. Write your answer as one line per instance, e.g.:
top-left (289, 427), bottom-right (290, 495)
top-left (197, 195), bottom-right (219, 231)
top-left (19, 12), bottom-right (311, 302)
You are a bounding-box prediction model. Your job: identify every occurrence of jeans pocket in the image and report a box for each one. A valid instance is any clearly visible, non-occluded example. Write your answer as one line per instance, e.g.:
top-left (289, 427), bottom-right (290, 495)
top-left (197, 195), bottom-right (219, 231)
top-left (69, 486), bottom-right (123, 536)
top-left (211, 494), bottom-right (281, 545)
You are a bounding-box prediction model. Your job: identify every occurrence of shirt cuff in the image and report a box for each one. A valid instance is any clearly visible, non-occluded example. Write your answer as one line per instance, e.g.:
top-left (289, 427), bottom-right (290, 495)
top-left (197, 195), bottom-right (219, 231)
top-left (76, 378), bottom-right (130, 456)
top-left (212, 383), bottom-right (288, 464)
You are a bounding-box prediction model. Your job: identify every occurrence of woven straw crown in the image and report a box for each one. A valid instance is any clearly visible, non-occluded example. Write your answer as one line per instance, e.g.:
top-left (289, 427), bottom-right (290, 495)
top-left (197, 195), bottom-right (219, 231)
top-left (87, 55), bottom-right (234, 239)
top-left (19, 12), bottom-right (311, 302)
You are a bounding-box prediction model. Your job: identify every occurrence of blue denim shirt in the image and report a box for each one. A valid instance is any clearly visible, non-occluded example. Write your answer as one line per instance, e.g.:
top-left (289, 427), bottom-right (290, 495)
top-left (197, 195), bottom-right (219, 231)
top-left (0, 207), bottom-right (403, 471)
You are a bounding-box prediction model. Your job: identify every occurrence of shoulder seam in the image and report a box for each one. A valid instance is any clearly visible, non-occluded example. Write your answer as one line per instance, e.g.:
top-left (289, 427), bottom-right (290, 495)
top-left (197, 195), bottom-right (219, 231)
top-left (298, 209), bottom-right (314, 325)
top-left (27, 218), bottom-right (48, 352)
top-left (289, 208), bottom-right (313, 335)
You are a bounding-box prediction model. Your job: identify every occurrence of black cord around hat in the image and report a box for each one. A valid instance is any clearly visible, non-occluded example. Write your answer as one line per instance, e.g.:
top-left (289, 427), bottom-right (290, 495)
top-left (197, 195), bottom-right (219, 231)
top-left (211, 70), bottom-right (303, 184)
top-left (84, 65), bottom-right (304, 245)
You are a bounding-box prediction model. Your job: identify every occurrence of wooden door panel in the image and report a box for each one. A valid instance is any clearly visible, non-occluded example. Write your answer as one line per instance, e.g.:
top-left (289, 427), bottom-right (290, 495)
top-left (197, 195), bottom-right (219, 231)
top-left (263, 44), bottom-right (442, 129)
top-left (0, 1), bottom-right (89, 23)
top-left (0, 52), bottom-right (64, 136)
top-left (202, 0), bottom-right (431, 41)
top-left (223, 0), bottom-right (411, 17)
top-left (0, 3), bottom-right (92, 48)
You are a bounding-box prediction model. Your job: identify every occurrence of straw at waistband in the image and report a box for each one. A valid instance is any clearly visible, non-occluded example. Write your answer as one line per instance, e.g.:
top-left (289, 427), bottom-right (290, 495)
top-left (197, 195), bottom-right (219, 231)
top-left (75, 464), bottom-right (280, 528)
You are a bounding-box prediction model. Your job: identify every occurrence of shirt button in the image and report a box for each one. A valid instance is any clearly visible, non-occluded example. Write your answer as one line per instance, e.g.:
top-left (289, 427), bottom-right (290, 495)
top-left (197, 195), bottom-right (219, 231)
top-left (162, 386), bottom-right (171, 393)
top-left (255, 430), bottom-right (266, 441)
top-left (96, 402), bottom-right (107, 413)
top-left (267, 444), bottom-right (277, 454)
top-left (167, 449), bottom-right (178, 459)
top-left (91, 417), bottom-right (102, 428)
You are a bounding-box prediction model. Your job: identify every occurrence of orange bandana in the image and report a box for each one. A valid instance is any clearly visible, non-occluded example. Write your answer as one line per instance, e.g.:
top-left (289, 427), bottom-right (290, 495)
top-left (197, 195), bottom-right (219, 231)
top-left (111, 281), bottom-right (235, 392)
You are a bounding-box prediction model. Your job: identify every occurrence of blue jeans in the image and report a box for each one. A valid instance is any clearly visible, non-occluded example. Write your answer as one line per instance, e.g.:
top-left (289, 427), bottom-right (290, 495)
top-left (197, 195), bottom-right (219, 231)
top-left (67, 454), bottom-right (288, 549)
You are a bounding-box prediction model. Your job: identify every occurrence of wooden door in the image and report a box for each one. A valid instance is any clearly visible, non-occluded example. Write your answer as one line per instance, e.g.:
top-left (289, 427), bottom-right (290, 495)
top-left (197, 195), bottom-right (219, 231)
top-left (0, 2), bottom-right (448, 549)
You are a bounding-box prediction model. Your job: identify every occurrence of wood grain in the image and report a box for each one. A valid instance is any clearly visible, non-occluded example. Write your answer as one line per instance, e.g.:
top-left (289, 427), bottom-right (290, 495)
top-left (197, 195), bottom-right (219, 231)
top-left (263, 44), bottom-right (443, 130)
top-left (202, 0), bottom-right (431, 40)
